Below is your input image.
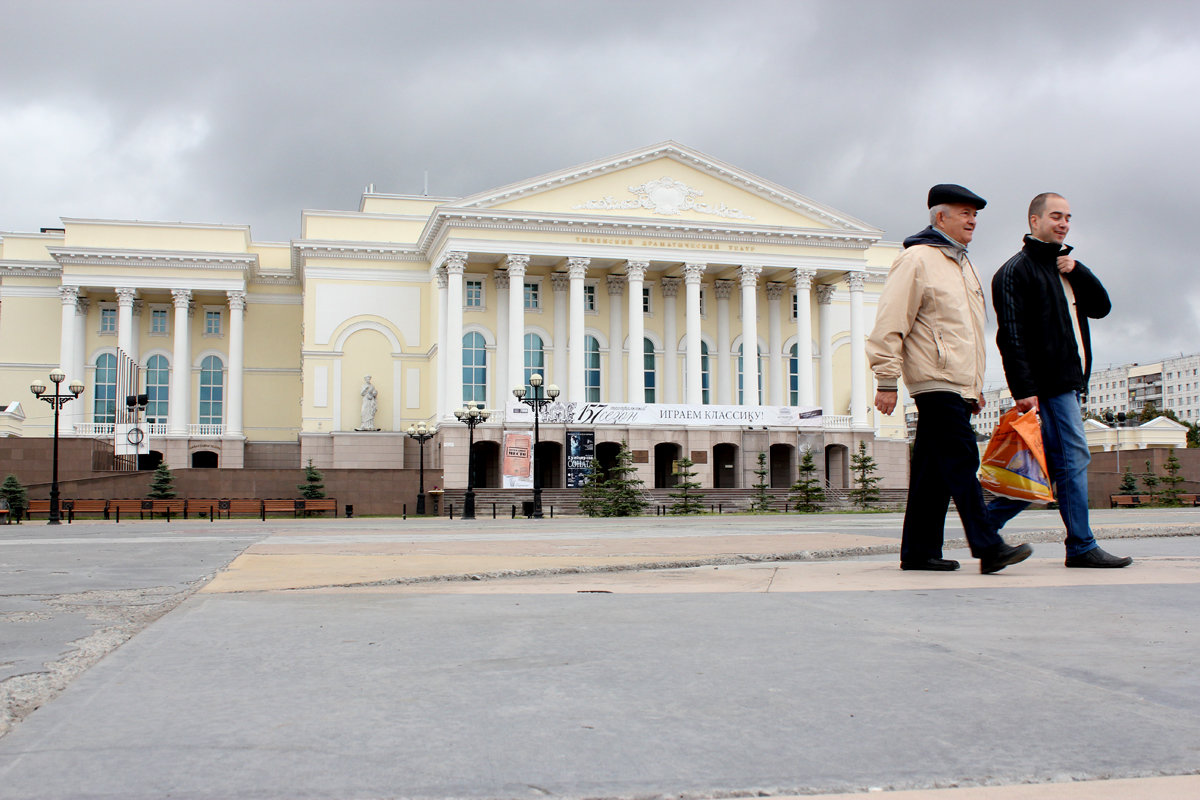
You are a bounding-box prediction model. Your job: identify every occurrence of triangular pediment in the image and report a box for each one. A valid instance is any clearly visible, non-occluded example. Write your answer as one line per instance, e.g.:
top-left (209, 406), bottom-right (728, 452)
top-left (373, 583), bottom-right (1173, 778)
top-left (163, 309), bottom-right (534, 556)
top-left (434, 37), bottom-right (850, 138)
top-left (450, 141), bottom-right (880, 234)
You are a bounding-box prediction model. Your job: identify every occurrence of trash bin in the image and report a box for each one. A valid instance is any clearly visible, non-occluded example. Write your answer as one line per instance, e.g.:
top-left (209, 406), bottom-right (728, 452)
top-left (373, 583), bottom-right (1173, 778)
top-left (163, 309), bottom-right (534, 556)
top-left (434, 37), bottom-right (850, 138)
top-left (522, 501), bottom-right (535, 518)
top-left (345, 504), bottom-right (353, 518)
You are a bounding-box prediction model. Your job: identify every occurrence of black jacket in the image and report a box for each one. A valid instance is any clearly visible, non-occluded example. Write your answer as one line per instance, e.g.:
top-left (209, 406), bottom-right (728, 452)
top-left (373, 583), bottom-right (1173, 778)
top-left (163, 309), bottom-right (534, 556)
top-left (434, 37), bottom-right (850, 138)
top-left (992, 235), bottom-right (1111, 399)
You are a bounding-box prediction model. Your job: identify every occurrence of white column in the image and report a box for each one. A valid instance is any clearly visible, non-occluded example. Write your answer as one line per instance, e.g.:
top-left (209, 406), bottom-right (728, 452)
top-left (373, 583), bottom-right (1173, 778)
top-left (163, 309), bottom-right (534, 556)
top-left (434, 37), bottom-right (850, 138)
top-left (684, 263), bottom-right (706, 405)
top-left (626, 261), bottom-right (648, 402)
top-left (739, 265), bottom-right (762, 406)
top-left (130, 300), bottom-right (143, 364)
top-left (606, 273), bottom-right (625, 403)
top-left (443, 252), bottom-right (467, 410)
top-left (766, 281), bottom-right (785, 406)
top-left (714, 279), bottom-right (734, 405)
top-left (493, 269), bottom-right (510, 400)
top-left (817, 284), bottom-right (836, 413)
top-left (227, 291), bottom-right (246, 436)
top-left (661, 277), bottom-right (681, 403)
top-left (71, 298), bottom-right (88, 430)
top-left (848, 271), bottom-right (868, 427)
top-left (169, 289), bottom-right (192, 436)
top-left (504, 255), bottom-right (529, 393)
top-left (58, 287), bottom-right (78, 435)
top-left (794, 269), bottom-right (816, 407)
top-left (435, 268), bottom-right (448, 416)
top-left (551, 272), bottom-right (570, 389)
top-left (567, 257), bottom-right (589, 402)
top-left (116, 287), bottom-right (136, 359)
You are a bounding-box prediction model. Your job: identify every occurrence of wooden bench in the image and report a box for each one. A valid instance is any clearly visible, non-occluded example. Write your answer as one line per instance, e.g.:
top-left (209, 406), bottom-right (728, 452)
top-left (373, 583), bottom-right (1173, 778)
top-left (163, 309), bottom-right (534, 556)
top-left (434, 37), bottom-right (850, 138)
top-left (108, 498), bottom-right (148, 520)
top-left (188, 499), bottom-right (223, 519)
top-left (1110, 494), bottom-right (1140, 508)
top-left (300, 498), bottom-right (338, 517)
top-left (1177, 494), bottom-right (1199, 507)
top-left (222, 499), bottom-right (265, 518)
top-left (263, 498), bottom-right (304, 518)
top-left (147, 498), bottom-right (187, 519)
top-left (25, 499), bottom-right (51, 519)
top-left (64, 499), bottom-right (109, 522)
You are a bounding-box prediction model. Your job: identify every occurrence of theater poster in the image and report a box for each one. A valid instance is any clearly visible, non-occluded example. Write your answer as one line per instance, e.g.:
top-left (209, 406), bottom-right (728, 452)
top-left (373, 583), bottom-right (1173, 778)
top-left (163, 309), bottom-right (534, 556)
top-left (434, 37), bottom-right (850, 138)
top-left (566, 431), bottom-right (595, 488)
top-left (501, 431), bottom-right (533, 489)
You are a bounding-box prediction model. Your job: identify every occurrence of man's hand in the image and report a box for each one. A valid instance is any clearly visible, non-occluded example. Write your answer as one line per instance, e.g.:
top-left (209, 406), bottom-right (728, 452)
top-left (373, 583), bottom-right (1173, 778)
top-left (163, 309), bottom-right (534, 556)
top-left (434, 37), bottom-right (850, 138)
top-left (875, 390), bottom-right (897, 415)
top-left (1057, 255), bottom-right (1076, 274)
top-left (970, 396), bottom-right (986, 415)
top-left (1016, 396), bottom-right (1039, 413)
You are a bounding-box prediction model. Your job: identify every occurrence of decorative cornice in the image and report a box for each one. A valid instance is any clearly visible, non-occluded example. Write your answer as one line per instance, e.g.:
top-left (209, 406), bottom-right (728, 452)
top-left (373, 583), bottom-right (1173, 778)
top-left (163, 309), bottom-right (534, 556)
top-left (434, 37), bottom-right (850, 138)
top-left (0, 259), bottom-right (62, 278)
top-left (50, 247), bottom-right (257, 272)
top-left (292, 240), bottom-right (424, 263)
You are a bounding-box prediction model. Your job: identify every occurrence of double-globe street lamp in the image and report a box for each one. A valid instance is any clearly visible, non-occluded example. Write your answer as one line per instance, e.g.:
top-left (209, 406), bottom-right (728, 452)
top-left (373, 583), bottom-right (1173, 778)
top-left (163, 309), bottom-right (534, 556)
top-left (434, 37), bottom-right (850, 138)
top-left (512, 373), bottom-right (560, 519)
top-left (29, 370), bottom-right (85, 525)
top-left (1105, 410), bottom-right (1129, 472)
top-left (454, 401), bottom-right (490, 520)
top-left (406, 422), bottom-right (435, 515)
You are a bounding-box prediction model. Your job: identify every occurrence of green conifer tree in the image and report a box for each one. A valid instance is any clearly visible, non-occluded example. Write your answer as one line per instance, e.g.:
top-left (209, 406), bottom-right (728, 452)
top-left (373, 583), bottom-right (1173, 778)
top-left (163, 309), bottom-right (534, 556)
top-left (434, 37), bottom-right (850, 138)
top-left (789, 448), bottom-right (825, 512)
top-left (749, 452), bottom-right (773, 512)
top-left (578, 458), bottom-right (608, 517)
top-left (849, 441), bottom-right (881, 510)
top-left (1140, 458), bottom-right (1160, 503)
top-left (1159, 451), bottom-right (1185, 505)
top-left (669, 456), bottom-right (706, 515)
top-left (603, 441), bottom-right (649, 517)
top-left (1118, 466), bottom-right (1139, 495)
top-left (146, 462), bottom-right (177, 499)
top-left (297, 459), bottom-right (326, 499)
top-left (1, 474), bottom-right (29, 523)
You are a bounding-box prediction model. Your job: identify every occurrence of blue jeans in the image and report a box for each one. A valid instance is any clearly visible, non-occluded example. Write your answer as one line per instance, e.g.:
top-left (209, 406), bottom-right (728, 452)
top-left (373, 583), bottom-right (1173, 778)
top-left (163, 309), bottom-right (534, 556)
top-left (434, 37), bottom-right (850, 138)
top-left (988, 391), bottom-right (1098, 557)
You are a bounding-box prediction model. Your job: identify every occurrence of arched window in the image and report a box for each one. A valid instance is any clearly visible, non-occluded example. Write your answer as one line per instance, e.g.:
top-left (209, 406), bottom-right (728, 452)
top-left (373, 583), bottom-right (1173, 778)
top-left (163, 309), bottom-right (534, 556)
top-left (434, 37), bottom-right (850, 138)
top-left (523, 332), bottom-right (545, 394)
top-left (462, 332), bottom-right (487, 404)
top-left (93, 353), bottom-right (117, 424)
top-left (738, 343), bottom-right (764, 405)
top-left (145, 354), bottom-right (169, 424)
top-left (584, 335), bottom-right (601, 402)
top-left (789, 343), bottom-right (799, 406)
top-left (199, 355), bottom-right (224, 425)
top-left (643, 338), bottom-right (656, 403)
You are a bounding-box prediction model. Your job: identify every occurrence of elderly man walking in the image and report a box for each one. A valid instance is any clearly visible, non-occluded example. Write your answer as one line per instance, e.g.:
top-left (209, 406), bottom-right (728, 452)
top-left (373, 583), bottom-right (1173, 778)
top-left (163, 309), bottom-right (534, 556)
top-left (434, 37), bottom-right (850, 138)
top-left (989, 193), bottom-right (1131, 568)
top-left (868, 184), bottom-right (1032, 574)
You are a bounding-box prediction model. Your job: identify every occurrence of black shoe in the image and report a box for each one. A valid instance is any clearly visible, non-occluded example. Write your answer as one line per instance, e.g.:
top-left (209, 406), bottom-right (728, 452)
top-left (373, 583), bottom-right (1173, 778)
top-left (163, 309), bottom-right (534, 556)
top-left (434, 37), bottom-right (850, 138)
top-left (1065, 547), bottom-right (1133, 568)
top-left (980, 543), bottom-right (1033, 574)
top-left (901, 558), bottom-right (960, 571)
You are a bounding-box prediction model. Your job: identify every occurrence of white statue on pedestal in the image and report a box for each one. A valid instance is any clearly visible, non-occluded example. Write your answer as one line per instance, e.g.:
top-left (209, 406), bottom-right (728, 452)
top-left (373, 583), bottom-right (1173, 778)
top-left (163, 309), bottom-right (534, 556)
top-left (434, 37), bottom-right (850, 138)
top-left (357, 375), bottom-right (380, 431)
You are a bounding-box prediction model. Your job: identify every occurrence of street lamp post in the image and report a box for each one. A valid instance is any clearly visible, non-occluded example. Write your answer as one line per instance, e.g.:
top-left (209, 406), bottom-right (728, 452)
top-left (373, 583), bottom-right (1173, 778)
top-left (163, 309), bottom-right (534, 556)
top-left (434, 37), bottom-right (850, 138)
top-left (406, 422), bottom-right (435, 515)
top-left (1105, 410), bottom-right (1128, 472)
top-left (512, 373), bottom-right (560, 519)
top-left (454, 402), bottom-right (490, 520)
top-left (125, 391), bottom-right (149, 468)
top-left (30, 370), bottom-right (85, 525)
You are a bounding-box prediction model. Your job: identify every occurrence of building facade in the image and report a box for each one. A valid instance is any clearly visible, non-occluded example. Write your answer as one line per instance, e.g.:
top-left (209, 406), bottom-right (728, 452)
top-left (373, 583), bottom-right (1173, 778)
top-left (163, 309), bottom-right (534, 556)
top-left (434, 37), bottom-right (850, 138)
top-left (1, 142), bottom-right (910, 492)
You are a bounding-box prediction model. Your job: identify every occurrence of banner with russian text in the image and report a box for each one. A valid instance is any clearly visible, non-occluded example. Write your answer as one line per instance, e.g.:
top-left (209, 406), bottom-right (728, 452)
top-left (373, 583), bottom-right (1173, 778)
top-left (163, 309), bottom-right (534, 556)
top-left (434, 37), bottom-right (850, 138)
top-left (501, 431), bottom-right (533, 489)
top-left (505, 400), bottom-right (822, 429)
top-left (566, 431), bottom-right (595, 488)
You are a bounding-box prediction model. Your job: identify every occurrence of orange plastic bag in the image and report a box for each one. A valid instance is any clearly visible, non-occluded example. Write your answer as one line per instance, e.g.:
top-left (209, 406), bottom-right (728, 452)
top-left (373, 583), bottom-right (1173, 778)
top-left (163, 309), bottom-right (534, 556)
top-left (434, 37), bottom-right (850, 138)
top-left (978, 408), bottom-right (1054, 504)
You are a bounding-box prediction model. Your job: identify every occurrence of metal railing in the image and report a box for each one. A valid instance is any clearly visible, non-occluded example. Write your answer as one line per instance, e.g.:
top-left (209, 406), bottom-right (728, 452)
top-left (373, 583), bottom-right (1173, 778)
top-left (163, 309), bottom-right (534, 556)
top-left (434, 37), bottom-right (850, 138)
top-left (73, 422), bottom-right (222, 437)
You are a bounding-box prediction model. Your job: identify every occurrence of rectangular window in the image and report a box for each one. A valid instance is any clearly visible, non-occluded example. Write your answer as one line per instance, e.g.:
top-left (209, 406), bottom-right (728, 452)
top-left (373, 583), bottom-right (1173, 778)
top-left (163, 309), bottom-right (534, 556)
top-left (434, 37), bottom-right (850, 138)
top-left (465, 279), bottom-right (483, 309)
top-left (792, 292), bottom-right (799, 320)
top-left (584, 284), bottom-right (597, 312)
top-left (699, 288), bottom-right (707, 316)
top-left (524, 282), bottom-right (539, 310)
top-left (150, 308), bottom-right (168, 335)
top-left (100, 308), bottom-right (117, 334)
top-left (642, 287), bottom-right (652, 314)
top-left (205, 310), bottom-right (222, 336)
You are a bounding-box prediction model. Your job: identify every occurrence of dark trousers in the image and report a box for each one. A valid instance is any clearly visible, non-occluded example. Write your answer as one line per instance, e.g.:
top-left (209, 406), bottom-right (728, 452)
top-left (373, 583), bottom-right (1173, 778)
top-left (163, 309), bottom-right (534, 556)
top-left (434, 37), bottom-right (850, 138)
top-left (903, 392), bottom-right (1003, 562)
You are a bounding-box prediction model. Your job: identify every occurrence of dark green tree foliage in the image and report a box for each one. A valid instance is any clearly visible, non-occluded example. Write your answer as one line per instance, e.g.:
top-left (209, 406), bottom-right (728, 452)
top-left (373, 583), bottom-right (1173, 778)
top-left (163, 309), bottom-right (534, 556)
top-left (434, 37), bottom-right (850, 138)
top-left (790, 448), bottom-right (825, 512)
top-left (1118, 466), bottom-right (1139, 495)
top-left (1159, 451), bottom-right (1185, 505)
top-left (1, 474), bottom-right (28, 521)
top-left (1140, 458), bottom-right (1159, 501)
top-left (578, 458), bottom-right (607, 518)
top-left (669, 456), bottom-right (706, 515)
top-left (749, 452), bottom-right (773, 513)
top-left (298, 459), bottom-right (326, 499)
top-left (849, 441), bottom-right (881, 510)
top-left (147, 463), bottom-right (177, 499)
top-left (604, 441), bottom-right (649, 517)
top-left (1188, 422), bottom-right (1199, 449)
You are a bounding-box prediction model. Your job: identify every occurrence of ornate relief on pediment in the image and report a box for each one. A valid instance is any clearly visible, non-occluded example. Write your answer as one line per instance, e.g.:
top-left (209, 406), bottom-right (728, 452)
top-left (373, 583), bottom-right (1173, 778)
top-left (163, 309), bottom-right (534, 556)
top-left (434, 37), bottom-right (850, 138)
top-left (572, 176), bottom-right (755, 220)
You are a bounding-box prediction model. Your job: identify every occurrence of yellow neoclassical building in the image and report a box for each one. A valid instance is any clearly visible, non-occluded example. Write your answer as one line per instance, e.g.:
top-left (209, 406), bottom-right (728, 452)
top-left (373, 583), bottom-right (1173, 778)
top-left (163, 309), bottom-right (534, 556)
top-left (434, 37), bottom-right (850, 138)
top-left (0, 141), bottom-right (908, 494)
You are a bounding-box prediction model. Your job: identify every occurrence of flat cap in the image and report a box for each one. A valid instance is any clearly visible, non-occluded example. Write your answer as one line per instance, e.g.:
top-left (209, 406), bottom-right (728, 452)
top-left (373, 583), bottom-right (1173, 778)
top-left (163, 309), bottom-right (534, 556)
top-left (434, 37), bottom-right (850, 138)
top-left (928, 183), bottom-right (986, 209)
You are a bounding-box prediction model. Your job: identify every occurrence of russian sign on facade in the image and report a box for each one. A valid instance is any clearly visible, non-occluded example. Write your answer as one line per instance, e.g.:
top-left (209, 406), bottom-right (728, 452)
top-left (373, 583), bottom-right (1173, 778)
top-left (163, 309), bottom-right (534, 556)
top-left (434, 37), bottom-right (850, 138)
top-left (504, 400), bottom-right (821, 429)
top-left (566, 431), bottom-right (595, 488)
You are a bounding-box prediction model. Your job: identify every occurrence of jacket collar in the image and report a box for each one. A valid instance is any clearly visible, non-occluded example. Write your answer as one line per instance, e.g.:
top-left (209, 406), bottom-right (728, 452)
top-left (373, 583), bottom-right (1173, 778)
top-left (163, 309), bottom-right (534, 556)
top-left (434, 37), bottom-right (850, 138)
top-left (1023, 234), bottom-right (1074, 266)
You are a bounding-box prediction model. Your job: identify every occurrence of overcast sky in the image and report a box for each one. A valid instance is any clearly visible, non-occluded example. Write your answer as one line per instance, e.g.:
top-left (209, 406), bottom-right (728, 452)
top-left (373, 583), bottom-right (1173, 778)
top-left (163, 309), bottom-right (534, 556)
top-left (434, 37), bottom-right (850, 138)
top-left (3, 0), bottom-right (1197, 389)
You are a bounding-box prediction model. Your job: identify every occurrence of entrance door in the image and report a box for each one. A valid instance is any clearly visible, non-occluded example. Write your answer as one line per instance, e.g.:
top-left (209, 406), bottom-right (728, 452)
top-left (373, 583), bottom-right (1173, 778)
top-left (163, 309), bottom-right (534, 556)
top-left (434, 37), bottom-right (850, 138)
top-left (712, 443), bottom-right (738, 488)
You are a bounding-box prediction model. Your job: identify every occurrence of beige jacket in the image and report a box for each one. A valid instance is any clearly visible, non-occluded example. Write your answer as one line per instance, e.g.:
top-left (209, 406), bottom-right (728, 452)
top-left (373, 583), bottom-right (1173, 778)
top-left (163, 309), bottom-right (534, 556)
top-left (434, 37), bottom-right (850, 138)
top-left (866, 241), bottom-right (987, 401)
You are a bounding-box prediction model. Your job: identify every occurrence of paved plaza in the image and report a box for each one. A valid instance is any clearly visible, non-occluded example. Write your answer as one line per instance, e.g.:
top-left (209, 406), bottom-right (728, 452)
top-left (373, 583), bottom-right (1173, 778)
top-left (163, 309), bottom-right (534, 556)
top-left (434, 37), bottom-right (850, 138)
top-left (1, 509), bottom-right (1198, 799)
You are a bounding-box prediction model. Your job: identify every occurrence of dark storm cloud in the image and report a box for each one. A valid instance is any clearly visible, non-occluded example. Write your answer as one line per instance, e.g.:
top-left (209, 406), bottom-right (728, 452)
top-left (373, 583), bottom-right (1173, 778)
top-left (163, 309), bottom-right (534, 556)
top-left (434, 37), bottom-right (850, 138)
top-left (2, 0), bottom-right (1198, 380)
